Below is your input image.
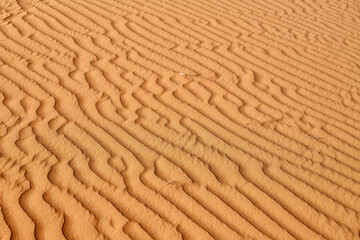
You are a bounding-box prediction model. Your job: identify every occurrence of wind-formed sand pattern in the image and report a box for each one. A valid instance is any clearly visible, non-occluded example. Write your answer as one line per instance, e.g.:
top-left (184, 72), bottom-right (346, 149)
top-left (1, 0), bottom-right (360, 239)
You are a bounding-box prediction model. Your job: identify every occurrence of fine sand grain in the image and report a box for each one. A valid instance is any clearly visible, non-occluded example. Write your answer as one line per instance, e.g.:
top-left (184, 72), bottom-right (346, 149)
top-left (1, 0), bottom-right (360, 239)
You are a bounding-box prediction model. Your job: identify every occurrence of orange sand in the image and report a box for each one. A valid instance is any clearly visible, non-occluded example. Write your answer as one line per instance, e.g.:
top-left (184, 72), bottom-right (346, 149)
top-left (1, 0), bottom-right (360, 239)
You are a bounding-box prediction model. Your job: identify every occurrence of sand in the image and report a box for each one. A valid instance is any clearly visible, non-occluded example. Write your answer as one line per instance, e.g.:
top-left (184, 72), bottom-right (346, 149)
top-left (0, 0), bottom-right (360, 239)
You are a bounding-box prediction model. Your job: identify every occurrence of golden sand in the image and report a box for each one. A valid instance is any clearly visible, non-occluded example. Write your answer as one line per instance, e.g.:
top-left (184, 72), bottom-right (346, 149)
top-left (1, 0), bottom-right (360, 239)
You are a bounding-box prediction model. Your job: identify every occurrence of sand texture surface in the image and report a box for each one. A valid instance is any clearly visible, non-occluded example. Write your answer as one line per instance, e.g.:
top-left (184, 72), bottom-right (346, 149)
top-left (1, 0), bottom-right (360, 239)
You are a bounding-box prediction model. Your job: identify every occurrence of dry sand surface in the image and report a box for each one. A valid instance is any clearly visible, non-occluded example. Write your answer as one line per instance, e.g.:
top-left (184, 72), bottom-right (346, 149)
top-left (1, 0), bottom-right (360, 239)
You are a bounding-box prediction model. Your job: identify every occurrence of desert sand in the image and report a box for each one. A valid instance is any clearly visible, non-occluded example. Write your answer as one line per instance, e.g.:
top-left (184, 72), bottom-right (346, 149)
top-left (0, 0), bottom-right (360, 239)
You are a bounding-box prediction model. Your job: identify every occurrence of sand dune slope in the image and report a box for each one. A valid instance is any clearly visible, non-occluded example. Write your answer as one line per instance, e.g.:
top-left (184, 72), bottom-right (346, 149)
top-left (1, 0), bottom-right (360, 239)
